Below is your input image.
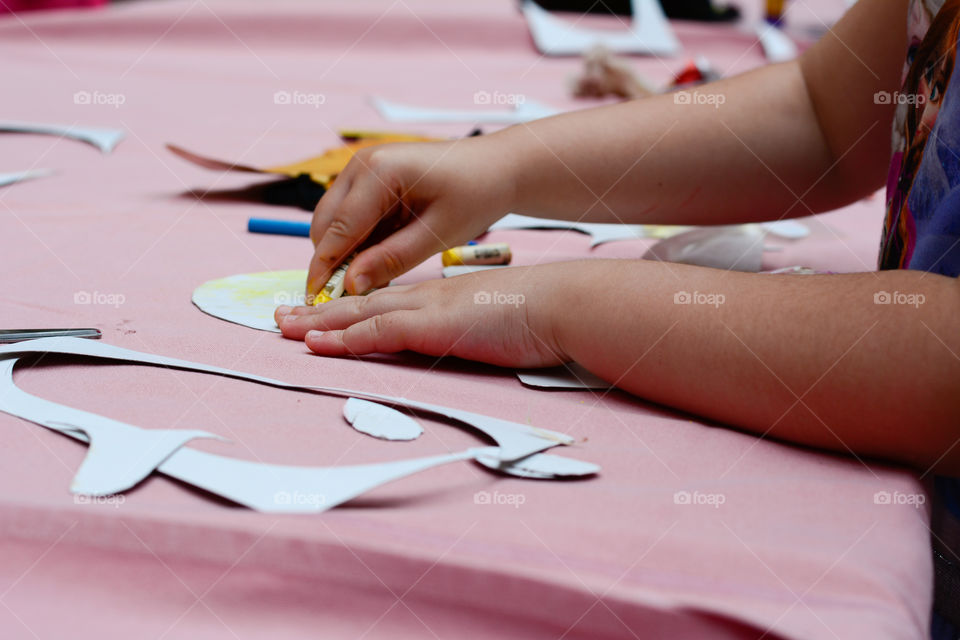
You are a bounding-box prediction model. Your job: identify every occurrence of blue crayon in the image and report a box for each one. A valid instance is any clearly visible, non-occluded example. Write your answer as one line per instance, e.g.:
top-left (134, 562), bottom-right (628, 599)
top-left (248, 217), bottom-right (311, 237)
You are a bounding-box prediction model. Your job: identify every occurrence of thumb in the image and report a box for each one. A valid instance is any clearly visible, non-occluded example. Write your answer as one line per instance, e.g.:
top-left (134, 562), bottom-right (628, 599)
top-left (345, 218), bottom-right (447, 293)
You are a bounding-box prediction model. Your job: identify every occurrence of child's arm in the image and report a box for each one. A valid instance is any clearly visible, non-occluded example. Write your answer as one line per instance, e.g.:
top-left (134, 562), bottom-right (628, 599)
top-left (305, 0), bottom-right (907, 295)
top-left (278, 260), bottom-right (960, 475)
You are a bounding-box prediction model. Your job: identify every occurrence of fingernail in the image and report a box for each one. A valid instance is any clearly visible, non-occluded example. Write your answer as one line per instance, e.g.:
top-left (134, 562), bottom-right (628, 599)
top-left (276, 305), bottom-right (292, 316)
top-left (306, 330), bottom-right (323, 340)
top-left (352, 274), bottom-right (371, 294)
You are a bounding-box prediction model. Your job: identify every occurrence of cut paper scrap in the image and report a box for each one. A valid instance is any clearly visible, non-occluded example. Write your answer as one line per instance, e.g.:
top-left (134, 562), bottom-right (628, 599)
top-left (192, 269), bottom-right (307, 333)
top-left (522, 0), bottom-right (681, 57)
top-left (0, 121), bottom-right (124, 154)
top-left (343, 398), bottom-right (423, 441)
top-left (0, 169), bottom-right (54, 188)
top-left (762, 219), bottom-right (809, 239)
top-left (371, 97), bottom-right (558, 125)
top-left (643, 224), bottom-right (765, 272)
top-left (0, 358), bottom-right (222, 497)
top-left (0, 339), bottom-right (584, 512)
top-left (168, 131), bottom-right (438, 188)
top-left (517, 363), bottom-right (612, 391)
top-left (754, 22), bottom-right (798, 63)
top-left (488, 213), bottom-right (650, 247)
top-left (475, 451), bottom-right (600, 479)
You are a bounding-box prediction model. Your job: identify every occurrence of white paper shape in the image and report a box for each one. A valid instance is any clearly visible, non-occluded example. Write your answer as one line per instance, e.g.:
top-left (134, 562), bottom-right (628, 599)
top-left (517, 363), bottom-right (611, 390)
top-left (488, 213), bottom-right (650, 247)
top-left (0, 340), bottom-right (589, 513)
top-left (0, 169), bottom-right (54, 188)
top-left (754, 23), bottom-right (798, 63)
top-left (193, 269), bottom-right (307, 333)
top-left (475, 451), bottom-right (600, 478)
top-left (761, 219), bottom-right (809, 239)
top-left (643, 224), bottom-right (765, 272)
top-left (442, 265), bottom-right (508, 278)
top-left (343, 398), bottom-right (423, 441)
top-left (522, 0), bottom-right (680, 57)
top-left (0, 121), bottom-right (124, 154)
top-left (0, 359), bottom-right (222, 496)
top-left (371, 97), bottom-right (558, 124)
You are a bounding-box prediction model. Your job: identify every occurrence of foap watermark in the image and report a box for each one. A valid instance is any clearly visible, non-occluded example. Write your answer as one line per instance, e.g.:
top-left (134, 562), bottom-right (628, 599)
top-left (674, 291), bottom-right (725, 308)
top-left (74, 494), bottom-right (126, 508)
top-left (673, 490), bottom-right (726, 508)
top-left (874, 490), bottom-right (925, 508)
top-left (474, 90), bottom-right (525, 106)
top-left (274, 490), bottom-right (326, 508)
top-left (474, 490), bottom-right (526, 508)
top-left (274, 291), bottom-right (318, 307)
top-left (474, 290), bottom-right (525, 307)
top-left (74, 291), bottom-right (126, 308)
top-left (874, 91), bottom-right (927, 106)
top-left (273, 90), bottom-right (326, 108)
top-left (874, 291), bottom-right (925, 308)
top-left (674, 91), bottom-right (725, 109)
top-left (73, 90), bottom-right (126, 108)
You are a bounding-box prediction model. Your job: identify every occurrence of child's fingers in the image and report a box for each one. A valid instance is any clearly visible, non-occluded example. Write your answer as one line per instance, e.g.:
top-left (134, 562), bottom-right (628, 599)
top-left (304, 310), bottom-right (424, 356)
top-left (346, 218), bottom-right (446, 293)
top-left (276, 288), bottom-right (423, 339)
top-left (309, 173), bottom-right (351, 247)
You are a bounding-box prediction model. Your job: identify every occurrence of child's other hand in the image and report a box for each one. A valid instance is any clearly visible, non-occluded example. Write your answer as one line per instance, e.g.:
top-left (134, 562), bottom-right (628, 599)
top-left (278, 264), bottom-right (577, 368)
top-left (307, 136), bottom-right (517, 299)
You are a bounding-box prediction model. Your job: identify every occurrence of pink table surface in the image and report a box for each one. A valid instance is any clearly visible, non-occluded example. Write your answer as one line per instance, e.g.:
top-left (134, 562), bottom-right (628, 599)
top-left (0, 1), bottom-right (932, 639)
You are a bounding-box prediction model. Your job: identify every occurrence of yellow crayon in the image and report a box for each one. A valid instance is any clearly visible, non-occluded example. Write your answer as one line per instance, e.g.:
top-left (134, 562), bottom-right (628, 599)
top-left (312, 253), bottom-right (356, 305)
top-left (441, 243), bottom-right (512, 267)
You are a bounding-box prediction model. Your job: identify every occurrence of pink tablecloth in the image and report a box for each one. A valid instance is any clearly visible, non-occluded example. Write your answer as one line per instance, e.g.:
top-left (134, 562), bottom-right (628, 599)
top-left (0, 2), bottom-right (932, 639)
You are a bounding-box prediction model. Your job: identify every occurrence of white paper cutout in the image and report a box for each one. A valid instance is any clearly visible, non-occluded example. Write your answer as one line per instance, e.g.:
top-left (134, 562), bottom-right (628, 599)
top-left (0, 339), bottom-right (586, 512)
top-left (343, 398), bottom-right (423, 441)
top-left (517, 363), bottom-right (611, 390)
top-left (192, 269), bottom-right (306, 333)
top-left (522, 0), bottom-right (681, 57)
top-left (0, 359), bottom-right (223, 496)
top-left (761, 219), bottom-right (809, 239)
top-left (754, 23), bottom-right (798, 63)
top-left (475, 451), bottom-right (600, 478)
top-left (643, 224), bottom-right (765, 272)
top-left (0, 169), bottom-right (54, 188)
top-left (489, 213), bottom-right (650, 247)
top-left (371, 97), bottom-right (558, 124)
top-left (0, 121), bottom-right (125, 154)
top-left (442, 265), bottom-right (508, 278)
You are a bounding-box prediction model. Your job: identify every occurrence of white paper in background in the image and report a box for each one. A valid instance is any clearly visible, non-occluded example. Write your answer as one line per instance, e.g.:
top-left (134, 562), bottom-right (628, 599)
top-left (475, 451), bottom-right (600, 478)
top-left (0, 339), bottom-right (595, 512)
top-left (442, 265), bottom-right (508, 278)
top-left (762, 219), bottom-right (810, 239)
top-left (0, 121), bottom-right (125, 154)
top-left (517, 363), bottom-right (612, 390)
top-left (192, 270), bottom-right (307, 333)
top-left (488, 213), bottom-right (650, 247)
top-left (754, 22), bottom-right (798, 63)
top-left (522, 0), bottom-right (680, 57)
top-left (343, 398), bottom-right (423, 441)
top-left (371, 97), bottom-right (558, 124)
top-left (643, 224), bottom-right (766, 272)
top-left (0, 169), bottom-right (54, 188)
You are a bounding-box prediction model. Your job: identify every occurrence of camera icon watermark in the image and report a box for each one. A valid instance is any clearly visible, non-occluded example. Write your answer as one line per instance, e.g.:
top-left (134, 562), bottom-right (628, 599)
top-left (873, 291), bottom-right (925, 308)
top-left (73, 90), bottom-right (126, 108)
top-left (673, 91), bottom-right (725, 109)
top-left (74, 290), bottom-right (126, 308)
top-left (474, 490), bottom-right (526, 508)
top-left (873, 490), bottom-right (925, 508)
top-left (74, 493), bottom-right (126, 508)
top-left (274, 90), bottom-right (325, 108)
top-left (874, 91), bottom-right (926, 106)
top-left (673, 291), bottom-right (725, 308)
top-left (673, 490), bottom-right (726, 508)
top-left (473, 90), bottom-right (526, 106)
top-left (473, 290), bottom-right (525, 307)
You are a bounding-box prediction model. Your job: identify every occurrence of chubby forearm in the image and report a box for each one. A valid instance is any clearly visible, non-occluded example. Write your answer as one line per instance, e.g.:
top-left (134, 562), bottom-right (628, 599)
top-left (557, 261), bottom-right (960, 473)
top-left (492, 0), bottom-right (905, 227)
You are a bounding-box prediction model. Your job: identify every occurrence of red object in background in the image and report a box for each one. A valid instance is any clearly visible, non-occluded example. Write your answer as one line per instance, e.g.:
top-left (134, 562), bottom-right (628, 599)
top-left (0, 0), bottom-right (106, 14)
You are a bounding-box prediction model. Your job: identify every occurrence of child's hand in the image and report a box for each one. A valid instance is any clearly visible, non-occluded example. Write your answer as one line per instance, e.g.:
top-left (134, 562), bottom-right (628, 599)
top-left (279, 264), bottom-right (578, 368)
top-left (307, 136), bottom-right (517, 299)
